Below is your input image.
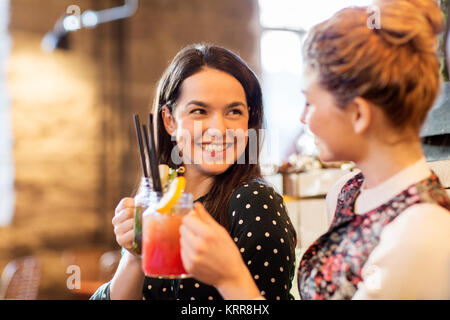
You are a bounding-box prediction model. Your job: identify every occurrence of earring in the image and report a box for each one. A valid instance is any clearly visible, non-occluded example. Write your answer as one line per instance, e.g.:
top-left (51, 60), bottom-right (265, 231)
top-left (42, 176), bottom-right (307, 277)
top-left (176, 166), bottom-right (185, 176)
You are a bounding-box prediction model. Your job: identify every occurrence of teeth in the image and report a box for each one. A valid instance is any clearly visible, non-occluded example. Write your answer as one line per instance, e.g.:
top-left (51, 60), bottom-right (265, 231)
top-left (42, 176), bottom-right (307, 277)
top-left (203, 144), bottom-right (226, 152)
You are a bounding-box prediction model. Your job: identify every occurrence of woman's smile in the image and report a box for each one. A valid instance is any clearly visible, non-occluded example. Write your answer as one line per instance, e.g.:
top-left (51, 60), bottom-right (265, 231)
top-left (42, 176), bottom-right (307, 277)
top-left (197, 141), bottom-right (235, 161)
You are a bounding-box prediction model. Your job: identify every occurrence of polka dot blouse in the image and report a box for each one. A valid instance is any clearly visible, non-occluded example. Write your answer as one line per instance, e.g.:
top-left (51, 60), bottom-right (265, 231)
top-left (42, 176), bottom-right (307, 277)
top-left (90, 179), bottom-right (297, 300)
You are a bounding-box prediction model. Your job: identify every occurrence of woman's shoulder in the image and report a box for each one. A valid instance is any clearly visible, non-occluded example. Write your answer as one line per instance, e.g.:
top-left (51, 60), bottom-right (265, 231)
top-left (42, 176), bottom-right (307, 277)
top-left (232, 178), bottom-right (282, 195)
top-left (226, 179), bottom-right (297, 300)
top-left (386, 202), bottom-right (450, 244)
top-left (226, 178), bottom-right (297, 255)
top-left (229, 179), bottom-right (284, 207)
top-left (227, 178), bottom-right (288, 222)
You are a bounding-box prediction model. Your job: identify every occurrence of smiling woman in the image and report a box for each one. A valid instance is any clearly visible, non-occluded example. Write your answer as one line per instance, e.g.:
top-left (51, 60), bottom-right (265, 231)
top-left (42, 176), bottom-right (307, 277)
top-left (153, 44), bottom-right (265, 229)
top-left (90, 44), bottom-right (297, 301)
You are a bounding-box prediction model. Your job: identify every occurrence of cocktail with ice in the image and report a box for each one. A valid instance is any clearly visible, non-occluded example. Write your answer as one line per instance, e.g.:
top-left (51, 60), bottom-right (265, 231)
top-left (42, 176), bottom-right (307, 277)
top-left (142, 177), bottom-right (192, 278)
top-left (132, 114), bottom-right (191, 278)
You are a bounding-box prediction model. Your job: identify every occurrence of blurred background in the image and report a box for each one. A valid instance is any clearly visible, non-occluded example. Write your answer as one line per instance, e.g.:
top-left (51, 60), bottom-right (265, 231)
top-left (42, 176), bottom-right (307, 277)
top-left (0, 0), bottom-right (448, 300)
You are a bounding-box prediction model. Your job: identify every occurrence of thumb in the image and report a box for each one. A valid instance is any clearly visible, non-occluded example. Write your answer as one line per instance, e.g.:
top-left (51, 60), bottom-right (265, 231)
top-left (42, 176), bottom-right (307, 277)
top-left (193, 202), bottom-right (216, 225)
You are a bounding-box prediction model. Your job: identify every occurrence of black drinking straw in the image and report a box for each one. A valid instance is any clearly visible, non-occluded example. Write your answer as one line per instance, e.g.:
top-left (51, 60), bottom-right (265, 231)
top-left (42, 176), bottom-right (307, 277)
top-left (133, 114), bottom-right (149, 178)
top-left (142, 122), bottom-right (162, 192)
top-left (149, 114), bottom-right (162, 191)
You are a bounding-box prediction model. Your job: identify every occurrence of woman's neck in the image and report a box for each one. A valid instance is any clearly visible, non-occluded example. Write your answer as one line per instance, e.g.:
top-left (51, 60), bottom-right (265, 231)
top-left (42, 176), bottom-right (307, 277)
top-left (183, 165), bottom-right (215, 201)
top-left (355, 138), bottom-right (425, 189)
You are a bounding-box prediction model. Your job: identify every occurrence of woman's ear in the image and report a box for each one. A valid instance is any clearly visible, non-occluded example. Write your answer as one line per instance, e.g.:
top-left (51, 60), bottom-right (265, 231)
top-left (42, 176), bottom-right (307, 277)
top-left (350, 97), bottom-right (372, 134)
top-left (161, 105), bottom-right (177, 136)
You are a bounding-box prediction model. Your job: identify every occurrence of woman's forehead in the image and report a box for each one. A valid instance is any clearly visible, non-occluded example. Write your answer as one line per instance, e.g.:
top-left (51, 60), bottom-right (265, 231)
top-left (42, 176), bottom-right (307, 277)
top-left (301, 69), bottom-right (320, 94)
top-left (177, 68), bottom-right (247, 104)
top-left (181, 68), bottom-right (243, 89)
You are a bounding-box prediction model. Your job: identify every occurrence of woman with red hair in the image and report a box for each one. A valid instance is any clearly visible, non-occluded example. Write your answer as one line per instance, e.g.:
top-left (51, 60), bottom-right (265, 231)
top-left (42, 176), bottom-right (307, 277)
top-left (180, 0), bottom-right (450, 299)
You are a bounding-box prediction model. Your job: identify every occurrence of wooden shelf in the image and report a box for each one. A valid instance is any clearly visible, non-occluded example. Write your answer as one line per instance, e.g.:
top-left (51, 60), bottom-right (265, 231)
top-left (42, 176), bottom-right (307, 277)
top-left (283, 195), bottom-right (326, 202)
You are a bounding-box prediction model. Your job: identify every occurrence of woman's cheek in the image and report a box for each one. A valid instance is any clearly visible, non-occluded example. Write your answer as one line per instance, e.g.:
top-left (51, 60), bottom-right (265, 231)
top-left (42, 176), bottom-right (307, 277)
top-left (306, 109), bottom-right (322, 138)
top-left (175, 124), bottom-right (195, 162)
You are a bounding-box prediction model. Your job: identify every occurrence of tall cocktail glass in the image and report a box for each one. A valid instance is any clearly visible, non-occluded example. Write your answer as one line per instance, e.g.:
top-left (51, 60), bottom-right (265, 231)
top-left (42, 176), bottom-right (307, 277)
top-left (142, 192), bottom-right (193, 278)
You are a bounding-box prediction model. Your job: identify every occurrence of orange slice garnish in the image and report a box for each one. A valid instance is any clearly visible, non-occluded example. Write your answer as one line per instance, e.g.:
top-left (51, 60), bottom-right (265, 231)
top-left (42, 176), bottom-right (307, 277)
top-left (156, 176), bottom-right (186, 213)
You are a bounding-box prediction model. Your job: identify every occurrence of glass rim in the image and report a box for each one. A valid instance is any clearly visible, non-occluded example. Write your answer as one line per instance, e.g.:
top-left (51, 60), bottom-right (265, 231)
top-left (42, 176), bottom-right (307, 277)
top-left (148, 191), bottom-right (192, 197)
top-left (148, 191), bottom-right (193, 207)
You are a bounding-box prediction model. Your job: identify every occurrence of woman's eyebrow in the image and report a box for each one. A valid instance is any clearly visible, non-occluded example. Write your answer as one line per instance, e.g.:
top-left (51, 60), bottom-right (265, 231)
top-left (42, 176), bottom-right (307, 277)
top-left (225, 101), bottom-right (247, 108)
top-left (185, 100), bottom-right (210, 108)
top-left (186, 101), bottom-right (247, 108)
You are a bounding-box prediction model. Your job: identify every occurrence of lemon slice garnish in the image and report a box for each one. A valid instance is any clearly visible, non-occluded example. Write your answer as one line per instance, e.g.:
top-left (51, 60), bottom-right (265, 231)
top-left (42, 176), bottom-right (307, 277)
top-left (156, 176), bottom-right (186, 213)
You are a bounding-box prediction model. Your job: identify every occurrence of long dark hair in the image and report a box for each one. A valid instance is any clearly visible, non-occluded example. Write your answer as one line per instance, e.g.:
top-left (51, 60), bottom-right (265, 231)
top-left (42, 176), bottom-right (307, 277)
top-left (152, 43), bottom-right (264, 229)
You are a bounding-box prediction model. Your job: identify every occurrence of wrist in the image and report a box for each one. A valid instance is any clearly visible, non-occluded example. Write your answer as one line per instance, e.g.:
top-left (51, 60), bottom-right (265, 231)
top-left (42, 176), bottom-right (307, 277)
top-left (110, 250), bottom-right (144, 300)
top-left (216, 266), bottom-right (261, 300)
top-left (123, 249), bottom-right (142, 265)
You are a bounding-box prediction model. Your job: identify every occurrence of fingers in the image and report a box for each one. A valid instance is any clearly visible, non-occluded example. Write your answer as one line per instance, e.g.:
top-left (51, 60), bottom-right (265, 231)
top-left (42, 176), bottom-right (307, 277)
top-left (180, 233), bottom-right (197, 272)
top-left (114, 218), bottom-right (134, 236)
top-left (182, 212), bottom-right (214, 239)
top-left (112, 198), bottom-right (136, 249)
top-left (180, 224), bottom-right (207, 274)
top-left (115, 197), bottom-right (134, 214)
top-left (180, 224), bottom-right (201, 250)
top-left (192, 202), bottom-right (216, 225)
top-left (117, 229), bottom-right (134, 250)
top-left (112, 207), bottom-right (134, 225)
top-left (113, 197), bottom-right (134, 225)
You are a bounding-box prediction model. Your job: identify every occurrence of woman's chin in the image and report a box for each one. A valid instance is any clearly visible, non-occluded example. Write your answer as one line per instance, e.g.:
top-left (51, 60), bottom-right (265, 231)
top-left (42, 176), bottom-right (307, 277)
top-left (196, 162), bottom-right (233, 176)
top-left (317, 148), bottom-right (336, 163)
top-left (183, 145), bottom-right (244, 176)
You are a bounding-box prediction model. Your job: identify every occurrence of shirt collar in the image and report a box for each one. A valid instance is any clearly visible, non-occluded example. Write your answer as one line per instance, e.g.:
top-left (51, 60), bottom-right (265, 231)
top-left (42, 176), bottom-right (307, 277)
top-left (355, 158), bottom-right (431, 214)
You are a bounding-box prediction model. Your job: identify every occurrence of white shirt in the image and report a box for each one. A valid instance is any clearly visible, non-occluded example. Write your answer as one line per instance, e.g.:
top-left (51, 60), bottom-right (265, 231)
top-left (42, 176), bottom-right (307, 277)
top-left (325, 158), bottom-right (450, 299)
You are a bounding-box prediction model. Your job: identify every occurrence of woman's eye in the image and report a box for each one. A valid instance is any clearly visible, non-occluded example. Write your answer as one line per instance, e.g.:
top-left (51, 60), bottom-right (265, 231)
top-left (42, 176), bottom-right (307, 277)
top-left (228, 109), bottom-right (243, 116)
top-left (190, 108), bottom-right (206, 115)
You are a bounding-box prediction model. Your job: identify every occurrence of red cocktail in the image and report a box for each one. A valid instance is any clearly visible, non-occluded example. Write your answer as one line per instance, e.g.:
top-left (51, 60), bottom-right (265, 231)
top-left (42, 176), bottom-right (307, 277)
top-left (142, 192), bottom-right (192, 278)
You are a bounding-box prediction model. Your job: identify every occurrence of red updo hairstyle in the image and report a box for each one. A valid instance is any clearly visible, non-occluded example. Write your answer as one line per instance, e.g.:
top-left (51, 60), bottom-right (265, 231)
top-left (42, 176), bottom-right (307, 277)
top-left (303, 0), bottom-right (445, 132)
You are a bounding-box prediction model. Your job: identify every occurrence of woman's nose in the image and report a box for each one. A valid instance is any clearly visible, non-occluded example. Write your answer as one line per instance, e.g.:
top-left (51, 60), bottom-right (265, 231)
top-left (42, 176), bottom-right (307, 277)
top-left (207, 113), bottom-right (227, 138)
top-left (300, 105), bottom-right (309, 125)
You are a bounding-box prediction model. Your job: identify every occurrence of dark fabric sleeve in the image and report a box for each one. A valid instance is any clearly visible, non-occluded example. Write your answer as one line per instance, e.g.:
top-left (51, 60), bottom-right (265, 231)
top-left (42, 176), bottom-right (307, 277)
top-left (89, 281), bottom-right (111, 300)
top-left (89, 277), bottom-right (178, 300)
top-left (228, 180), bottom-right (297, 300)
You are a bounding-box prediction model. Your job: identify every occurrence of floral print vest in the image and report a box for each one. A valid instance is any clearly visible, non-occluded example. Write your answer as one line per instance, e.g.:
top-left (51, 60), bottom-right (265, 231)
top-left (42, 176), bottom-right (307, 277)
top-left (298, 171), bottom-right (450, 300)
